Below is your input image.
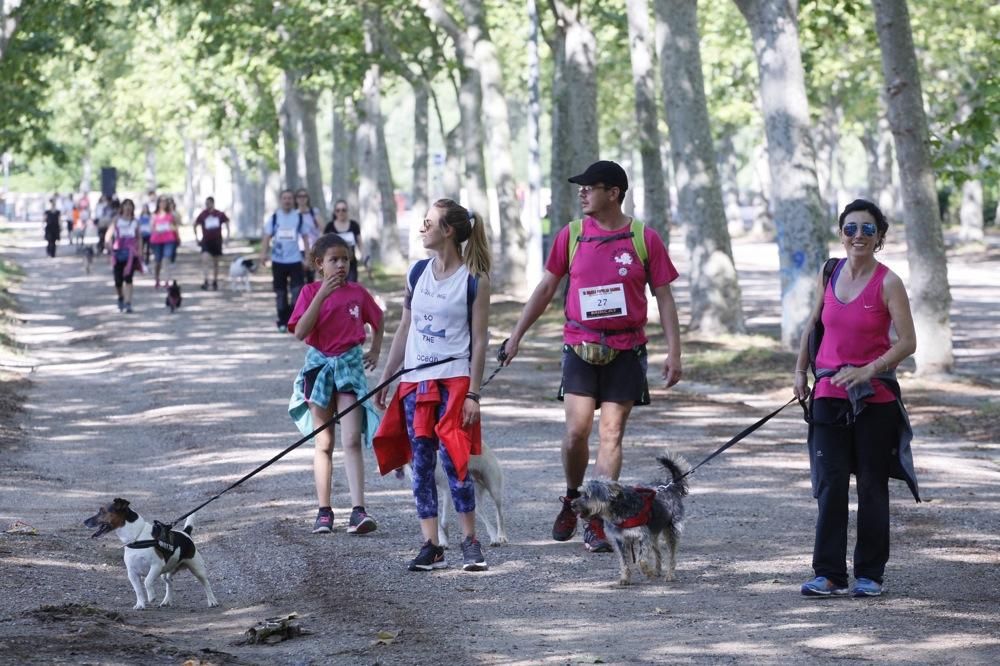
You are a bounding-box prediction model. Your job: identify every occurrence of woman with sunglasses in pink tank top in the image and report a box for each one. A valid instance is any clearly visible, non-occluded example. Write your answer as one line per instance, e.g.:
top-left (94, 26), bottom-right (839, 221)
top-left (793, 199), bottom-right (918, 599)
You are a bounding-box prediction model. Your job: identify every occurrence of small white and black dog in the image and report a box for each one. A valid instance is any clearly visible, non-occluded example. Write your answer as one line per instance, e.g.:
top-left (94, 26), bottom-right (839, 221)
top-left (572, 453), bottom-right (689, 586)
top-left (84, 498), bottom-right (218, 610)
top-left (228, 256), bottom-right (258, 292)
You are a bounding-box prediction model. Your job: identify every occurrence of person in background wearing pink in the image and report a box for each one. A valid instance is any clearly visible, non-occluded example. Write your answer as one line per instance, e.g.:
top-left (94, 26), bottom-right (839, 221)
top-left (105, 199), bottom-right (142, 313)
top-left (149, 196), bottom-right (180, 289)
top-left (502, 160), bottom-right (682, 554)
top-left (794, 199), bottom-right (919, 599)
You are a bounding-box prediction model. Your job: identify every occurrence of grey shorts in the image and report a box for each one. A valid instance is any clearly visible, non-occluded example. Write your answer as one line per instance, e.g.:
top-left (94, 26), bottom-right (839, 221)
top-left (558, 344), bottom-right (650, 406)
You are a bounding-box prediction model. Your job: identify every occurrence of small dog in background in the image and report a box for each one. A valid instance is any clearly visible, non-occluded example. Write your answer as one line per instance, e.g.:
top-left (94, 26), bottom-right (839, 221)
top-left (165, 281), bottom-right (182, 312)
top-left (78, 244), bottom-right (95, 274)
top-left (572, 453), bottom-right (689, 586)
top-left (84, 498), bottom-right (218, 610)
top-left (228, 256), bottom-right (258, 292)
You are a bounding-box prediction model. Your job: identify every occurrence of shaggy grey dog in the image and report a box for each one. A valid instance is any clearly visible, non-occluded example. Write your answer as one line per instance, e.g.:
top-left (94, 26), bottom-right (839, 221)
top-left (571, 453), bottom-right (689, 586)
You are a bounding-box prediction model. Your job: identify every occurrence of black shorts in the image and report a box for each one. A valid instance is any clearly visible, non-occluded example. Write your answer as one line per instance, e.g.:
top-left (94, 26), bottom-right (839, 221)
top-left (559, 344), bottom-right (650, 406)
top-left (302, 366), bottom-right (340, 402)
top-left (201, 238), bottom-right (223, 257)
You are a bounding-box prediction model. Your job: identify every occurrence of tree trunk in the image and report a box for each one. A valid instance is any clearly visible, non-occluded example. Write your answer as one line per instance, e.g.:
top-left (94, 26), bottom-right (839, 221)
top-left (279, 70), bottom-right (302, 189)
top-left (626, 0), bottom-right (670, 239)
top-left (525, 0), bottom-right (544, 284)
top-left (734, 0), bottom-right (829, 348)
top-left (461, 0), bottom-right (526, 289)
top-left (410, 85), bottom-right (430, 259)
top-left (80, 149), bottom-right (92, 194)
top-left (861, 112), bottom-right (897, 216)
top-left (419, 1), bottom-right (489, 240)
top-left (330, 99), bottom-right (351, 206)
top-left (144, 141), bottom-right (157, 193)
top-left (183, 134), bottom-right (198, 222)
top-left (871, 0), bottom-right (953, 374)
top-left (717, 129), bottom-right (745, 236)
top-left (549, 1), bottom-right (598, 232)
top-left (655, 0), bottom-right (744, 335)
top-left (959, 177), bottom-right (984, 243)
top-left (299, 89), bottom-right (326, 221)
top-left (376, 95), bottom-right (405, 269)
top-left (443, 124), bottom-right (462, 201)
top-left (815, 104), bottom-right (843, 218)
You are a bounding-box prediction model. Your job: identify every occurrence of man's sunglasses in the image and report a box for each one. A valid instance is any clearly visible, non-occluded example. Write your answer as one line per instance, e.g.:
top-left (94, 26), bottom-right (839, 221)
top-left (843, 222), bottom-right (877, 238)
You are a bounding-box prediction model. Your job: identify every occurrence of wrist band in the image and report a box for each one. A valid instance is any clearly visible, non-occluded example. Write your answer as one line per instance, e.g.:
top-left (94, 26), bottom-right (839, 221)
top-left (795, 370), bottom-right (807, 375)
top-left (465, 392), bottom-right (481, 403)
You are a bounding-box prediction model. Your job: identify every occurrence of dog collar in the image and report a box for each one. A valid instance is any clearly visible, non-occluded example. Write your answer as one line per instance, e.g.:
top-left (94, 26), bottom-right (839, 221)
top-left (615, 487), bottom-right (657, 529)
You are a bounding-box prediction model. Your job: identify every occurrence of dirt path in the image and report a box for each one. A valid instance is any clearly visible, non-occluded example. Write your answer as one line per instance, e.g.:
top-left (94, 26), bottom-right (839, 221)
top-left (1, 220), bottom-right (999, 665)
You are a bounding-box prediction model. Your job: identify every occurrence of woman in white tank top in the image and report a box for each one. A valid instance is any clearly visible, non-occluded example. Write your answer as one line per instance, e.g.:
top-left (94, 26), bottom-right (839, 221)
top-left (374, 198), bottom-right (493, 572)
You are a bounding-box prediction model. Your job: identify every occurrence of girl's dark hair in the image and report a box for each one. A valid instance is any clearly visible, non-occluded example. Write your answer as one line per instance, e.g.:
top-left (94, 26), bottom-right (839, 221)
top-left (310, 232), bottom-right (350, 268)
top-left (433, 198), bottom-right (491, 276)
top-left (839, 198), bottom-right (889, 252)
top-left (120, 199), bottom-right (135, 219)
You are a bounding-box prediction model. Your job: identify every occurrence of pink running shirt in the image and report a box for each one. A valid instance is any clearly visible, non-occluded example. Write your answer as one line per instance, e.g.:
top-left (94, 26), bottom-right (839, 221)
top-left (546, 217), bottom-right (678, 350)
top-left (149, 213), bottom-right (178, 244)
top-left (288, 282), bottom-right (383, 357)
top-left (814, 260), bottom-right (895, 403)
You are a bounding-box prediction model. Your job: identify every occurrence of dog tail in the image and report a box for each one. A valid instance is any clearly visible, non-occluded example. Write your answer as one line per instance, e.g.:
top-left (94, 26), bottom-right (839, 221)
top-left (656, 452), bottom-right (690, 497)
top-left (182, 513), bottom-right (196, 535)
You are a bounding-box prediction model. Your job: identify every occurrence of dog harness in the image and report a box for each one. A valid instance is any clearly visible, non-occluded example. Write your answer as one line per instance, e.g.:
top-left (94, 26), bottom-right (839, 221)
top-left (614, 487), bottom-right (657, 529)
top-left (126, 522), bottom-right (196, 561)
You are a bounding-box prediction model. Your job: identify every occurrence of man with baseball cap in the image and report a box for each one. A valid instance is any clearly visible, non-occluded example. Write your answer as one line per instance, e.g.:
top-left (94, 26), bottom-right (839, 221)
top-left (502, 160), bottom-right (682, 553)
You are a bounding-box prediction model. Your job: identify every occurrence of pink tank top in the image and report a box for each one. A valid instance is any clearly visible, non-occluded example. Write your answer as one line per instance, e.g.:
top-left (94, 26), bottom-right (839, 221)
top-left (149, 212), bottom-right (178, 244)
top-left (814, 260), bottom-right (895, 403)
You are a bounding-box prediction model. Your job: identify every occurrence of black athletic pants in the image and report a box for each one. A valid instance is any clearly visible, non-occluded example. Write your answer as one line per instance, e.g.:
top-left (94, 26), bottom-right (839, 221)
top-left (811, 399), bottom-right (899, 586)
top-left (272, 261), bottom-right (304, 328)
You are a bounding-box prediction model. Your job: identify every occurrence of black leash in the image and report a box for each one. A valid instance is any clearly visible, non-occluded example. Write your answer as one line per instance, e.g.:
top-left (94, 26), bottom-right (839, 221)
top-left (659, 395), bottom-right (806, 491)
top-left (170, 356), bottom-right (458, 525)
top-left (479, 338), bottom-right (511, 389)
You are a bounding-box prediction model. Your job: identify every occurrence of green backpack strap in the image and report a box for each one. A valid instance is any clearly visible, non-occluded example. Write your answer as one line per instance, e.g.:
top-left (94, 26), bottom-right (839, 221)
top-left (567, 219), bottom-right (584, 267)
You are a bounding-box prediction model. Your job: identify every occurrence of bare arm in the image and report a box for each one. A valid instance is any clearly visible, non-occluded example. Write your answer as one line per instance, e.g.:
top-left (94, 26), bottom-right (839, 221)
top-left (652, 282), bottom-right (683, 388)
top-left (502, 270), bottom-right (562, 364)
top-left (364, 315), bottom-right (385, 371)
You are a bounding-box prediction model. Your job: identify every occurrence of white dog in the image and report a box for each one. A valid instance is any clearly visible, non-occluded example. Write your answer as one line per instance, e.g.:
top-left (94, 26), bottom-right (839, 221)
top-left (421, 443), bottom-right (508, 548)
top-left (84, 498), bottom-right (219, 610)
top-left (228, 256), bottom-right (258, 292)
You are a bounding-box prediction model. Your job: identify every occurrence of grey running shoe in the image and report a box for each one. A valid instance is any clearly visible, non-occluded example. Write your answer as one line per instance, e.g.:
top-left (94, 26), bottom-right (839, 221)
top-left (347, 507), bottom-right (377, 534)
top-left (311, 508), bottom-right (333, 534)
top-left (461, 535), bottom-right (488, 572)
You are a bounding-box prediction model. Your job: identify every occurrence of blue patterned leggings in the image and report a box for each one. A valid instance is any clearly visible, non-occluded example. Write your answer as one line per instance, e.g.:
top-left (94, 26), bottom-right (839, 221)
top-left (403, 388), bottom-right (476, 519)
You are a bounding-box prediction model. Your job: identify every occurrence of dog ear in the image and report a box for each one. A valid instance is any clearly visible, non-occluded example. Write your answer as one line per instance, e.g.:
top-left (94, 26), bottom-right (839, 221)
top-left (112, 498), bottom-right (130, 511)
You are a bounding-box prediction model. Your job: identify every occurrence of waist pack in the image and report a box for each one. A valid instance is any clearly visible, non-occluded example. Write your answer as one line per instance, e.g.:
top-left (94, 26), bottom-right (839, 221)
top-left (569, 342), bottom-right (620, 366)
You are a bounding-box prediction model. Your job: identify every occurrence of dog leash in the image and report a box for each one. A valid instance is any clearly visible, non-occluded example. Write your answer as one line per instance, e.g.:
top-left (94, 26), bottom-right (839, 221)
top-left (658, 395), bottom-right (807, 491)
top-left (169, 356), bottom-right (459, 526)
top-left (479, 338), bottom-right (511, 389)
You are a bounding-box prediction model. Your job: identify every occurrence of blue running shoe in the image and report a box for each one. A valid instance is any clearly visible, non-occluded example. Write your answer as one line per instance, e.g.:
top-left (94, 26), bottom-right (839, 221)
top-left (801, 576), bottom-right (849, 597)
top-left (851, 578), bottom-right (883, 597)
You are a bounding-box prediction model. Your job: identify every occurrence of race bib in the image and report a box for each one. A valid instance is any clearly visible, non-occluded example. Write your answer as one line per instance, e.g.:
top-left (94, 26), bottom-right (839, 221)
top-left (578, 283), bottom-right (628, 321)
top-left (276, 227), bottom-right (296, 241)
top-left (116, 224), bottom-right (136, 238)
top-left (204, 215), bottom-right (221, 230)
top-left (154, 221), bottom-right (172, 233)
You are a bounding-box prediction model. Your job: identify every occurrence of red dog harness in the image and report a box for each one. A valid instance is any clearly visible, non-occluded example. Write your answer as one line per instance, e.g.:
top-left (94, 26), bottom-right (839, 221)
top-left (615, 487), bottom-right (657, 529)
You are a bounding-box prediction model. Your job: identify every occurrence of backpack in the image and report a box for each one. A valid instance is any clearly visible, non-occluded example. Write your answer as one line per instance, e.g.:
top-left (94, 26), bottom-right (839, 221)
top-left (270, 211), bottom-right (305, 237)
top-left (807, 258), bottom-right (842, 374)
top-left (567, 218), bottom-right (649, 282)
top-left (407, 258), bottom-right (479, 326)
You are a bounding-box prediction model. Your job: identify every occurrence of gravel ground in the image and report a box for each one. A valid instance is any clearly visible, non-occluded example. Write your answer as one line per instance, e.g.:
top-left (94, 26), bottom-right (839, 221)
top-left (1, 220), bottom-right (998, 665)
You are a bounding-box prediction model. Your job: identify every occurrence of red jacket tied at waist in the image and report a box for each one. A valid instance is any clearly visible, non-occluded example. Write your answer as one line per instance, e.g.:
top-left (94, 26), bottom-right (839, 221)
top-left (373, 377), bottom-right (482, 482)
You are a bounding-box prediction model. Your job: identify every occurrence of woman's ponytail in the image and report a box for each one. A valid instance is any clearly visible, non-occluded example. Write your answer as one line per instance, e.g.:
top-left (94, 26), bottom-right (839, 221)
top-left (433, 198), bottom-right (492, 277)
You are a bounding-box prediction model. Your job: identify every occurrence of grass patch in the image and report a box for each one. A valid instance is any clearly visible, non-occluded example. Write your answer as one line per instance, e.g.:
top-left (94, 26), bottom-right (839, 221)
top-left (683, 336), bottom-right (797, 392)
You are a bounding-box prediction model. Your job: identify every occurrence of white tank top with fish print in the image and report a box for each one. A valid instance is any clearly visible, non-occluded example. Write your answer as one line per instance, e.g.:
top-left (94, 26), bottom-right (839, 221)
top-left (404, 261), bottom-right (472, 382)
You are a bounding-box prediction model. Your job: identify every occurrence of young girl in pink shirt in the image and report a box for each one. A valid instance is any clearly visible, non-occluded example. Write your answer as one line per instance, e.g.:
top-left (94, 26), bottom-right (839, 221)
top-left (288, 233), bottom-right (384, 535)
